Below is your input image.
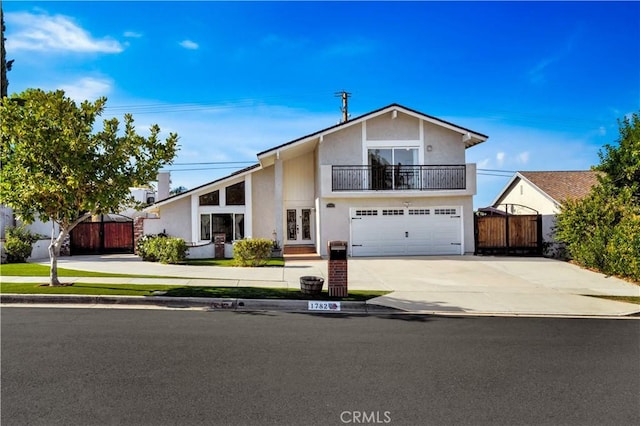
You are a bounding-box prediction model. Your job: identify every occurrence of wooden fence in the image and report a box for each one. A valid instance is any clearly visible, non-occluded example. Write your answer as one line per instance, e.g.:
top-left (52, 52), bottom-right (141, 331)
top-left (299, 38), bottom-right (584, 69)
top-left (70, 218), bottom-right (134, 255)
top-left (475, 214), bottom-right (542, 256)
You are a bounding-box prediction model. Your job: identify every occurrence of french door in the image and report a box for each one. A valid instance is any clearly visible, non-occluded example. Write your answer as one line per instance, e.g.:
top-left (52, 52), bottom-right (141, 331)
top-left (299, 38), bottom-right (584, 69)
top-left (285, 208), bottom-right (314, 244)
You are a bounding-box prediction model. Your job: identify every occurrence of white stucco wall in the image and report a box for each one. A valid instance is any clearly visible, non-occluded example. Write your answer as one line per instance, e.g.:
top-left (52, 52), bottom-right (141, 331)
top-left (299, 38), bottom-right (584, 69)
top-left (251, 166), bottom-right (276, 240)
top-left (318, 123), bottom-right (363, 165)
top-left (284, 151), bottom-right (315, 204)
top-left (423, 121), bottom-right (465, 164)
top-left (366, 111), bottom-right (420, 140)
top-left (497, 179), bottom-right (559, 215)
top-left (149, 197), bottom-right (192, 241)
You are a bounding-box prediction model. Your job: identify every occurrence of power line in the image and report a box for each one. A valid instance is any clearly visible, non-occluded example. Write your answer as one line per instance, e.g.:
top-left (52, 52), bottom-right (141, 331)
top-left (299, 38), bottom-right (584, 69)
top-left (171, 161), bottom-right (255, 166)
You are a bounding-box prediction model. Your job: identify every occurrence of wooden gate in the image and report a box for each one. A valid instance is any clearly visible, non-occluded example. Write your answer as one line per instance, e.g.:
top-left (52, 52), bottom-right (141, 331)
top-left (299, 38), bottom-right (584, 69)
top-left (70, 215), bottom-right (134, 255)
top-left (475, 210), bottom-right (542, 256)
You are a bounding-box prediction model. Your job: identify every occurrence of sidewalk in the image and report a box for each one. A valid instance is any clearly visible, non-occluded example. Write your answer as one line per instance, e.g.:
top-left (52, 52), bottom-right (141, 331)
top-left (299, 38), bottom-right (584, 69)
top-left (2, 254), bottom-right (639, 317)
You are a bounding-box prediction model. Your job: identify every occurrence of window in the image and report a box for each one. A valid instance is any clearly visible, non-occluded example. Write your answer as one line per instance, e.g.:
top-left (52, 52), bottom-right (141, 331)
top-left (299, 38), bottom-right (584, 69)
top-left (200, 213), bottom-right (244, 242)
top-left (368, 148), bottom-right (419, 190)
top-left (382, 209), bottom-right (404, 216)
top-left (226, 182), bottom-right (245, 205)
top-left (409, 209), bottom-right (430, 215)
top-left (200, 214), bottom-right (211, 240)
top-left (199, 190), bottom-right (219, 206)
top-left (434, 208), bottom-right (456, 215)
top-left (355, 209), bottom-right (378, 216)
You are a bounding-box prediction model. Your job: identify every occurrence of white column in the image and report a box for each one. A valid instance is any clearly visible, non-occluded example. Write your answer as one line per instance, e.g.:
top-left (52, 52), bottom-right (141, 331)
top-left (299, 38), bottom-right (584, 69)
top-left (191, 194), bottom-right (199, 243)
top-left (274, 158), bottom-right (284, 246)
top-left (244, 174), bottom-right (252, 238)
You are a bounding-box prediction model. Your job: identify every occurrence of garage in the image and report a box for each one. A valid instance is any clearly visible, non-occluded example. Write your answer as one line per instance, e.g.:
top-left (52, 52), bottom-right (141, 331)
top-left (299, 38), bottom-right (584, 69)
top-left (350, 206), bottom-right (462, 256)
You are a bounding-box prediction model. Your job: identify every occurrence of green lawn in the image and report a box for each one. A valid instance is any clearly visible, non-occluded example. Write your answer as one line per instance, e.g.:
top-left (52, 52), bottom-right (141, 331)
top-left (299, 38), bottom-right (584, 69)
top-left (0, 282), bottom-right (389, 301)
top-left (0, 258), bottom-right (285, 278)
top-left (0, 263), bottom-right (180, 279)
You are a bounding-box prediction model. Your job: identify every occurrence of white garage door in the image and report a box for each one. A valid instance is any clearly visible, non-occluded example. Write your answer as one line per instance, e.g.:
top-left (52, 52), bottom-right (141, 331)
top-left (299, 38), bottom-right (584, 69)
top-left (350, 207), bottom-right (462, 256)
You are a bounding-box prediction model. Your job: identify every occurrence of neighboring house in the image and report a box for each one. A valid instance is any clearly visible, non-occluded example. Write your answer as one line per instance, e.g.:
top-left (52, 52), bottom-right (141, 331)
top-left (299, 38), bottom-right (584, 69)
top-left (143, 104), bottom-right (488, 257)
top-left (490, 170), bottom-right (600, 253)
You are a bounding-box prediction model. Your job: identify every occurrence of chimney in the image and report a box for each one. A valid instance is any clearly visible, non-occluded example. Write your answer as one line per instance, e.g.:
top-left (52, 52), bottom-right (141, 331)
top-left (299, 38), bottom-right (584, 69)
top-left (156, 171), bottom-right (171, 202)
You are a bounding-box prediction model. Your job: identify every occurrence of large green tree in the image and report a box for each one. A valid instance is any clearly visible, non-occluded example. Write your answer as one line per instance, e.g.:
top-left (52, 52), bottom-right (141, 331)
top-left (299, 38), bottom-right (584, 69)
top-left (555, 112), bottom-right (640, 281)
top-left (0, 89), bottom-right (179, 285)
top-left (596, 112), bottom-right (640, 199)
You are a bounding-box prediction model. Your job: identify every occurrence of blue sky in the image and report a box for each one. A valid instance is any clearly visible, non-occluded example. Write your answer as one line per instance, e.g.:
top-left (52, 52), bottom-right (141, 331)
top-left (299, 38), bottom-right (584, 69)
top-left (3, 1), bottom-right (639, 207)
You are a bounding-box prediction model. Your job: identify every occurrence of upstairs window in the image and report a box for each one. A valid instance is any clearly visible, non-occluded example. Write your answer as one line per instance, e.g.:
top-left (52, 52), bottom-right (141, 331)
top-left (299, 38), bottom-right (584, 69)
top-left (226, 181), bottom-right (245, 205)
top-left (199, 190), bottom-right (219, 206)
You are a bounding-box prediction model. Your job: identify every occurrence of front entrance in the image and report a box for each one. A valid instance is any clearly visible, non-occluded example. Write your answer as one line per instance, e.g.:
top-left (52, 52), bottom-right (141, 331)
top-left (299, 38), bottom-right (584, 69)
top-left (285, 208), bottom-right (314, 245)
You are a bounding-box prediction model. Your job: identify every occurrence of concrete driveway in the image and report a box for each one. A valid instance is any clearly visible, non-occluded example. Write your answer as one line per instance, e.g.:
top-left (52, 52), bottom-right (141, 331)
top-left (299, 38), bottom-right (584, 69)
top-left (25, 254), bottom-right (640, 316)
top-left (339, 256), bottom-right (640, 316)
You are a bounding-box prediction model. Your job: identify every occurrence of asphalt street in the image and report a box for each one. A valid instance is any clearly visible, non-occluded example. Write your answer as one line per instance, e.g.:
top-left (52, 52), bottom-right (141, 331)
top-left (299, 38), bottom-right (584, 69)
top-left (2, 308), bottom-right (639, 426)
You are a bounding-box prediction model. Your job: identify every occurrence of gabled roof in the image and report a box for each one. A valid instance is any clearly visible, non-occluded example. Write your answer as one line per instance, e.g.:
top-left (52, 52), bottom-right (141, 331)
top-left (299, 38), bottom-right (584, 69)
top-left (257, 103), bottom-right (488, 160)
top-left (148, 103), bottom-right (488, 209)
top-left (492, 170), bottom-right (601, 207)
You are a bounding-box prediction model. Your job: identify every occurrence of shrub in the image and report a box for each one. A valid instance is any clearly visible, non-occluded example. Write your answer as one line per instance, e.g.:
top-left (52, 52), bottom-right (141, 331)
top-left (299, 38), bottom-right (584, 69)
top-left (136, 233), bottom-right (187, 264)
top-left (555, 185), bottom-right (640, 281)
top-left (4, 226), bottom-right (40, 263)
top-left (233, 238), bottom-right (273, 267)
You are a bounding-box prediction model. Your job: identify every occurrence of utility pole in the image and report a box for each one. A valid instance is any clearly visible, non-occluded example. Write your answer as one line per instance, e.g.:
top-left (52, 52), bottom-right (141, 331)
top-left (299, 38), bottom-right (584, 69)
top-left (335, 90), bottom-right (351, 123)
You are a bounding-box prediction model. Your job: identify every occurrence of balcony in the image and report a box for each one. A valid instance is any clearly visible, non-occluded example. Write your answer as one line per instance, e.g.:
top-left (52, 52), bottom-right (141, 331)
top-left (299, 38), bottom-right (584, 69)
top-left (331, 164), bottom-right (467, 192)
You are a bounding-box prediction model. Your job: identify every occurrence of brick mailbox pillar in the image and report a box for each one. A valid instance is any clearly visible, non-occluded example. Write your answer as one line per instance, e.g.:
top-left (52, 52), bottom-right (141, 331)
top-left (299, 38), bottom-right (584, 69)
top-left (328, 240), bottom-right (348, 297)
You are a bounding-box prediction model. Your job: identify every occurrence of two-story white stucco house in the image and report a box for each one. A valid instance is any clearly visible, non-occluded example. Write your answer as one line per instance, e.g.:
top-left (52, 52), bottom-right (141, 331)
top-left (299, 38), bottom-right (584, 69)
top-left (142, 104), bottom-right (488, 257)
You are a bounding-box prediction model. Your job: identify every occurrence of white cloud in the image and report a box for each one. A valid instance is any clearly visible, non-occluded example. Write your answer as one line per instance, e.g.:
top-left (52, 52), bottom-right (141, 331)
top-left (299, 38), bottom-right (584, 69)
top-left (517, 151), bottom-right (530, 164)
top-left (179, 40), bottom-right (199, 50)
top-left (60, 77), bottom-right (113, 102)
top-left (496, 152), bottom-right (505, 166)
top-left (5, 11), bottom-right (123, 53)
top-left (124, 31), bottom-right (142, 38)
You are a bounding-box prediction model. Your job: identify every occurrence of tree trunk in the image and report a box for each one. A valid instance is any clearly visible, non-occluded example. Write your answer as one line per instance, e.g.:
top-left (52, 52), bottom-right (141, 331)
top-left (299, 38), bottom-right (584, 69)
top-left (48, 214), bottom-right (91, 286)
top-left (48, 225), bottom-right (66, 286)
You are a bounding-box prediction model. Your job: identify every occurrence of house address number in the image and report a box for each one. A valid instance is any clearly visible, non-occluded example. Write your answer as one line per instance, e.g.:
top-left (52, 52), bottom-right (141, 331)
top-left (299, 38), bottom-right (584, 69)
top-left (308, 301), bottom-right (341, 311)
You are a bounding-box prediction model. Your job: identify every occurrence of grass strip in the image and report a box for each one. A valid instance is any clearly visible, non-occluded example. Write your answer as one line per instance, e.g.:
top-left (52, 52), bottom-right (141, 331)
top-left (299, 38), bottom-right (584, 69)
top-left (0, 282), bottom-right (389, 301)
top-left (183, 258), bottom-right (284, 267)
top-left (586, 295), bottom-right (640, 305)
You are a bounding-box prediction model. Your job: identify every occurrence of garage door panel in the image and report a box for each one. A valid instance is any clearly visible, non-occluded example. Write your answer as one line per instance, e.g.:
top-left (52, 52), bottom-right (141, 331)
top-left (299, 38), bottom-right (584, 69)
top-left (351, 207), bottom-right (462, 256)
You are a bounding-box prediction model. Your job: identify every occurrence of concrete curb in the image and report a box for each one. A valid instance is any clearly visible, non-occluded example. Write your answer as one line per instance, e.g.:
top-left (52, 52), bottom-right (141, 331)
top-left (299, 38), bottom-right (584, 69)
top-left (2, 294), bottom-right (637, 318)
top-left (0, 294), bottom-right (399, 314)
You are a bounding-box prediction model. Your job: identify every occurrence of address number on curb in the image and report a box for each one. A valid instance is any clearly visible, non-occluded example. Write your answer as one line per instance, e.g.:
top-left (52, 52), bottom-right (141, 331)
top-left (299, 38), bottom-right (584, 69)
top-left (308, 301), bottom-right (341, 311)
